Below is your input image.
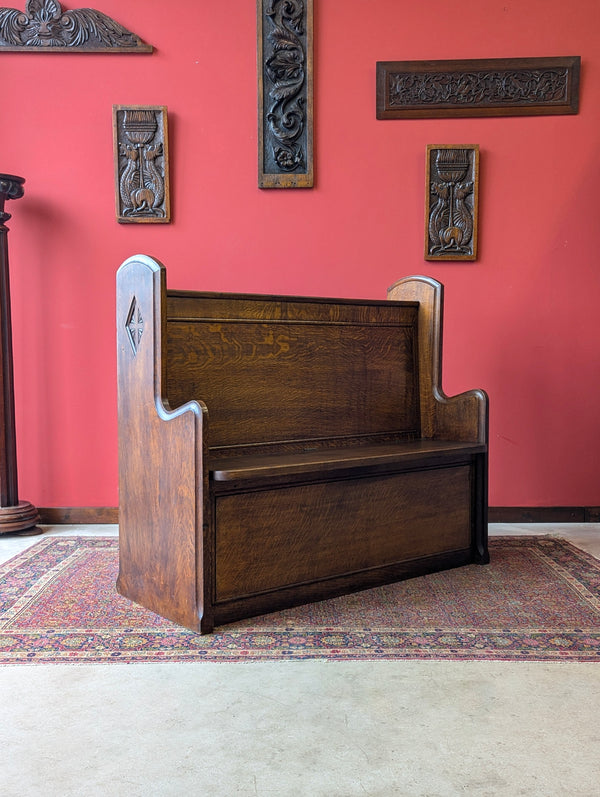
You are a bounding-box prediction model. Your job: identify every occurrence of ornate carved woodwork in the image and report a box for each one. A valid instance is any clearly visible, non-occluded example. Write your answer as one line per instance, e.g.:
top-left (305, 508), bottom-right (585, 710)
top-left (0, 0), bottom-right (151, 52)
top-left (113, 106), bottom-right (170, 224)
top-left (258, 0), bottom-right (313, 188)
top-left (0, 174), bottom-right (39, 534)
top-left (425, 145), bottom-right (479, 261)
top-left (377, 57), bottom-right (580, 119)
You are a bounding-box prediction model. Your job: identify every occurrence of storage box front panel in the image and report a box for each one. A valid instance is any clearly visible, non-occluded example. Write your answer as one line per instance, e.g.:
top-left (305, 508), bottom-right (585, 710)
top-left (215, 465), bottom-right (471, 602)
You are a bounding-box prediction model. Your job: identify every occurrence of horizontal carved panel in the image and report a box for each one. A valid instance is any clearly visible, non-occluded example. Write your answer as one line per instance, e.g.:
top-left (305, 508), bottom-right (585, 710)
top-left (377, 56), bottom-right (580, 118)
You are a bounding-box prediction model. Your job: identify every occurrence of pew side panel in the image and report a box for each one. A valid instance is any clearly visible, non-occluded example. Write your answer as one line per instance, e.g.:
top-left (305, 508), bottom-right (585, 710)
top-left (388, 276), bottom-right (489, 563)
top-left (116, 255), bottom-right (212, 632)
top-left (387, 276), bottom-right (487, 443)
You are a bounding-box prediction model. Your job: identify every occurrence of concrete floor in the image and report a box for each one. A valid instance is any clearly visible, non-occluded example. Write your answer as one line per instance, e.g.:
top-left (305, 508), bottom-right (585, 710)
top-left (1, 524), bottom-right (599, 797)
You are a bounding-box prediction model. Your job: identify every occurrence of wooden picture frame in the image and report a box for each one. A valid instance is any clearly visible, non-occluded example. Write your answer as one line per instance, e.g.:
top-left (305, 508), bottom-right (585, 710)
top-left (113, 106), bottom-right (170, 224)
top-left (377, 57), bottom-right (580, 119)
top-left (425, 145), bottom-right (479, 261)
top-left (258, 0), bottom-right (313, 188)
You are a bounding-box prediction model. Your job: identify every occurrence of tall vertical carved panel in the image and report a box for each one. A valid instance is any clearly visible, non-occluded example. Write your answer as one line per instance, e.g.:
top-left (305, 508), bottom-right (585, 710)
top-left (258, 0), bottom-right (313, 188)
top-left (425, 145), bottom-right (479, 261)
top-left (113, 106), bottom-right (170, 223)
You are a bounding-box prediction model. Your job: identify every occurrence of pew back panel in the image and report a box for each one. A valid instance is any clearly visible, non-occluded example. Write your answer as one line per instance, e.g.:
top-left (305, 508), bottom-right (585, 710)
top-left (165, 292), bottom-right (421, 455)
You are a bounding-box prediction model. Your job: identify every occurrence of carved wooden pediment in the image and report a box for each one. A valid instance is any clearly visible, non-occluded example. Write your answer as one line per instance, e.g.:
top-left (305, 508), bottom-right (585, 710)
top-left (0, 0), bottom-right (152, 52)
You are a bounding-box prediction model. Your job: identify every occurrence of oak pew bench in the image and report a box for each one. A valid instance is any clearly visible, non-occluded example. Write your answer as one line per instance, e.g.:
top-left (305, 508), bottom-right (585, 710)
top-left (116, 255), bottom-right (489, 633)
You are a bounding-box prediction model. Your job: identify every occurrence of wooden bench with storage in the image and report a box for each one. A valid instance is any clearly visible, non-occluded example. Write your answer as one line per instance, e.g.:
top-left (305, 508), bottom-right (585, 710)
top-left (116, 254), bottom-right (489, 633)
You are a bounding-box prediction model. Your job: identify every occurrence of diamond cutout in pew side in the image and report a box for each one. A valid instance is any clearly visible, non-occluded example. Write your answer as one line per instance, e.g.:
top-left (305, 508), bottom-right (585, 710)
top-left (126, 297), bottom-right (144, 356)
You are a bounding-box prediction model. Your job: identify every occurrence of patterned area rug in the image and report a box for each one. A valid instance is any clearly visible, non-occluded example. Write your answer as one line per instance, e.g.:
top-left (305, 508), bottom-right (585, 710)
top-left (1, 536), bottom-right (599, 664)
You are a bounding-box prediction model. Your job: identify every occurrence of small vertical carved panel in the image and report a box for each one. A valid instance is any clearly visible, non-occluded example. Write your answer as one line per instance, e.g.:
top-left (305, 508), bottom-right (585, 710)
top-left (425, 145), bottom-right (479, 261)
top-left (258, 0), bottom-right (313, 188)
top-left (113, 105), bottom-right (170, 223)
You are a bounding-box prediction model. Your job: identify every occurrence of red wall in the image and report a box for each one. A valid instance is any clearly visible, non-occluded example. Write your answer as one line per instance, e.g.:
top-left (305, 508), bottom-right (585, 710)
top-left (3, 0), bottom-right (600, 508)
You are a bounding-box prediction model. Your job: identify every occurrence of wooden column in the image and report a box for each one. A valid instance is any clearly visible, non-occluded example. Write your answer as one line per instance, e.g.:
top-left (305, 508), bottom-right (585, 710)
top-left (0, 174), bottom-right (39, 534)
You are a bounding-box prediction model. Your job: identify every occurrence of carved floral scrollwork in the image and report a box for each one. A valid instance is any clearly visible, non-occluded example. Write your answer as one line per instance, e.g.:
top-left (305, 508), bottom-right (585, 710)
top-left (0, 0), bottom-right (151, 51)
top-left (376, 57), bottom-right (580, 119)
top-left (389, 69), bottom-right (569, 108)
top-left (258, 0), bottom-right (313, 187)
top-left (264, 0), bottom-right (306, 173)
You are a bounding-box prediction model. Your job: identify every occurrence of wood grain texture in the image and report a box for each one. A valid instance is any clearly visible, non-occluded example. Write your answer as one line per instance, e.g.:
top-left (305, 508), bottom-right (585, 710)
top-left (38, 507), bottom-right (119, 524)
top-left (34, 505), bottom-right (600, 525)
top-left (166, 313), bottom-right (419, 450)
top-left (211, 441), bottom-right (485, 482)
top-left (117, 257), bottom-right (488, 632)
top-left (387, 276), bottom-right (489, 564)
top-left (116, 256), bottom-right (211, 632)
top-left (215, 467), bottom-right (471, 602)
top-left (387, 275), bottom-right (488, 443)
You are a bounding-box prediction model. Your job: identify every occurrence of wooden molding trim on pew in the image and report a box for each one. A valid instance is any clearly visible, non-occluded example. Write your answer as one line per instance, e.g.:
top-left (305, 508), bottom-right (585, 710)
top-left (37, 507), bottom-right (600, 525)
